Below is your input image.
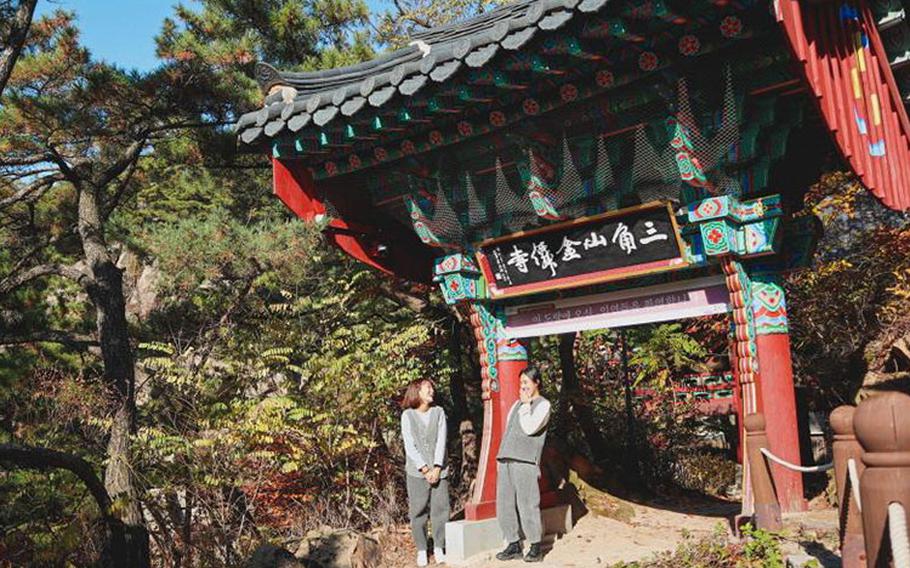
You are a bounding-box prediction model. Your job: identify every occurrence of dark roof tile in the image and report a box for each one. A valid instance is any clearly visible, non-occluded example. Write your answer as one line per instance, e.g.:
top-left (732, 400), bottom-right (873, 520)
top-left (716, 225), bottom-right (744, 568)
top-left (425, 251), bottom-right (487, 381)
top-left (369, 85), bottom-right (397, 107)
top-left (237, 0), bottom-right (617, 143)
top-left (578, 0), bottom-right (609, 13)
top-left (281, 100), bottom-right (307, 121)
top-left (235, 111), bottom-right (258, 131)
top-left (539, 9), bottom-right (574, 30)
top-left (502, 27), bottom-right (537, 50)
top-left (313, 106), bottom-right (340, 127)
top-left (287, 113), bottom-right (312, 132)
top-left (240, 126), bottom-right (263, 145)
top-left (341, 97), bottom-right (367, 116)
top-left (466, 43), bottom-right (500, 67)
top-left (264, 119), bottom-right (286, 137)
top-left (400, 75), bottom-right (429, 96)
top-left (306, 94), bottom-right (325, 114)
top-left (430, 60), bottom-right (462, 82)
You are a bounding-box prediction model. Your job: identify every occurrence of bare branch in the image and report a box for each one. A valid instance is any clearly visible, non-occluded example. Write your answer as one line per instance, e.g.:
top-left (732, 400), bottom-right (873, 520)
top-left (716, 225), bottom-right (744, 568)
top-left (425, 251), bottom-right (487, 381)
top-left (102, 159), bottom-right (139, 221)
top-left (0, 329), bottom-right (98, 349)
top-left (0, 173), bottom-right (63, 210)
top-left (96, 138), bottom-right (147, 188)
top-left (0, 443), bottom-right (128, 562)
top-left (0, 262), bottom-right (91, 295)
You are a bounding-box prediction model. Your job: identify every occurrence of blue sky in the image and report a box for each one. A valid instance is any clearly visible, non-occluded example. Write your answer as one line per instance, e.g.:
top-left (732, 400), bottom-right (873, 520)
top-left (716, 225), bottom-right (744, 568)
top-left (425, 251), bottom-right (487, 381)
top-left (35, 0), bottom-right (391, 72)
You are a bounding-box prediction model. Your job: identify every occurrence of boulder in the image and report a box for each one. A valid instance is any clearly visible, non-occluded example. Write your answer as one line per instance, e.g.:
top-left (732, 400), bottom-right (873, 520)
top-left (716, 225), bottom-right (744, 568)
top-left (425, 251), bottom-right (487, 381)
top-left (245, 543), bottom-right (306, 568)
top-left (295, 527), bottom-right (382, 568)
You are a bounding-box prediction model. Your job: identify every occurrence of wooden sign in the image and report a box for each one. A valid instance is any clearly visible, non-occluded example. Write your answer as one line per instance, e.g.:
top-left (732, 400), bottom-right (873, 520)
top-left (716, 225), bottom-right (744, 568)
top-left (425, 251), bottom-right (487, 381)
top-left (476, 202), bottom-right (687, 299)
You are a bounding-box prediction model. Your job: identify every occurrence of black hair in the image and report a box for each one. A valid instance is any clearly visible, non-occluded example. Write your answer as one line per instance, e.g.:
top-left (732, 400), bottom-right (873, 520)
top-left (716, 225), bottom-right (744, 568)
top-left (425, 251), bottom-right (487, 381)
top-left (520, 365), bottom-right (542, 388)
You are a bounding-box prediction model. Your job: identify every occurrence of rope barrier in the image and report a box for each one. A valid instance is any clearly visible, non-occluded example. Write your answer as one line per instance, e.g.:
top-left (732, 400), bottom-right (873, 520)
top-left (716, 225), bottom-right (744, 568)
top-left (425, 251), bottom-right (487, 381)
top-left (890, 502), bottom-right (910, 568)
top-left (847, 458), bottom-right (862, 513)
top-left (759, 447), bottom-right (834, 473)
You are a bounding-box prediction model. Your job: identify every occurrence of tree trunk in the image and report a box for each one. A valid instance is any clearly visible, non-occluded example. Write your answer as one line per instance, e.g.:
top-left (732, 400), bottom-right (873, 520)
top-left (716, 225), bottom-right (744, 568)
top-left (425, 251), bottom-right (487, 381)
top-left (554, 333), bottom-right (574, 439)
top-left (619, 332), bottom-right (639, 481)
top-left (78, 184), bottom-right (150, 567)
top-left (447, 314), bottom-right (479, 505)
top-left (0, 0), bottom-right (38, 97)
top-left (558, 332), bottom-right (609, 462)
top-left (447, 314), bottom-right (469, 429)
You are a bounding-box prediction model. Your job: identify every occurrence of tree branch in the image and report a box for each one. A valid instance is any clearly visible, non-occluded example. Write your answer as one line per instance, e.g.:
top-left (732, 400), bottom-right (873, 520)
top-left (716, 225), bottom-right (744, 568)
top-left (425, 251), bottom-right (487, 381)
top-left (0, 173), bottom-right (63, 210)
top-left (0, 262), bottom-right (91, 295)
top-left (0, 443), bottom-right (128, 564)
top-left (102, 159), bottom-right (139, 221)
top-left (0, 329), bottom-right (98, 349)
top-left (96, 138), bottom-right (147, 188)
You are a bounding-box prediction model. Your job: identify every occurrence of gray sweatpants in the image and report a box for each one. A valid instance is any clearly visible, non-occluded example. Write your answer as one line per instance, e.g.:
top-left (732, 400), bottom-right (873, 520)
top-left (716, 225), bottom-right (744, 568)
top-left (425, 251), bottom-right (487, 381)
top-left (496, 460), bottom-right (542, 544)
top-left (406, 475), bottom-right (450, 551)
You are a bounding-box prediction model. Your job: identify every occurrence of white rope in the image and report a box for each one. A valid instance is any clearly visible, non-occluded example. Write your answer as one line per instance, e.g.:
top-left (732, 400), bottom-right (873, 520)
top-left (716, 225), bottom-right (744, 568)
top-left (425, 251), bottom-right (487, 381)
top-left (890, 502), bottom-right (910, 568)
top-left (760, 447), bottom-right (834, 473)
top-left (847, 458), bottom-right (862, 513)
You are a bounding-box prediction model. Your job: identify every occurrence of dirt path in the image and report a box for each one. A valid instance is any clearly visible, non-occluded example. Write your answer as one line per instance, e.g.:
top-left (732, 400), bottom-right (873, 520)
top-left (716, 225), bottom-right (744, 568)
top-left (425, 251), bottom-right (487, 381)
top-left (378, 498), bottom-right (840, 567)
top-left (459, 498), bottom-right (737, 567)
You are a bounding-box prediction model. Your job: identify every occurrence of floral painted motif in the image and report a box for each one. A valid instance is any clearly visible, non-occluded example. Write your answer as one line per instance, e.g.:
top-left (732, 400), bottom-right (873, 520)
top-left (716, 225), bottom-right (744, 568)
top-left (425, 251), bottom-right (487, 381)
top-left (522, 98), bottom-right (540, 115)
top-left (638, 51), bottom-right (658, 71)
top-left (457, 121), bottom-right (474, 136)
top-left (324, 161), bottom-right (338, 176)
top-left (678, 35), bottom-right (700, 56)
top-left (401, 139), bottom-right (416, 154)
top-left (348, 154), bottom-right (362, 169)
top-left (374, 147), bottom-right (388, 161)
top-left (707, 227), bottom-right (724, 244)
top-left (595, 69), bottom-right (614, 88)
top-left (489, 111), bottom-right (507, 127)
top-left (720, 15), bottom-right (743, 38)
top-left (560, 83), bottom-right (579, 102)
top-left (429, 130), bottom-right (444, 145)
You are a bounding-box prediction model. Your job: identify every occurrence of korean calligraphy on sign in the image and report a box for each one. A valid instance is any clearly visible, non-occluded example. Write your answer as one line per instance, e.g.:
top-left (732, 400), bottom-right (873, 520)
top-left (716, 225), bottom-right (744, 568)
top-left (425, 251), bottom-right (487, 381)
top-left (477, 202), bottom-right (686, 298)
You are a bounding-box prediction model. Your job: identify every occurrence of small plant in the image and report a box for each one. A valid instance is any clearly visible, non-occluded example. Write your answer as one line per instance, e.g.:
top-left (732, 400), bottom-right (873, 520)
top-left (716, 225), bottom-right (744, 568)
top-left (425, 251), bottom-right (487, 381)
top-left (609, 522), bottom-right (786, 568)
top-left (738, 523), bottom-right (784, 568)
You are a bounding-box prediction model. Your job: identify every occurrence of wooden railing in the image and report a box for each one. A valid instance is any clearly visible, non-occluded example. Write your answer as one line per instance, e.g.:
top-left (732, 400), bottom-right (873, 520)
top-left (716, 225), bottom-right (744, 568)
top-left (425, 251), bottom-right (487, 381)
top-left (744, 392), bottom-right (910, 568)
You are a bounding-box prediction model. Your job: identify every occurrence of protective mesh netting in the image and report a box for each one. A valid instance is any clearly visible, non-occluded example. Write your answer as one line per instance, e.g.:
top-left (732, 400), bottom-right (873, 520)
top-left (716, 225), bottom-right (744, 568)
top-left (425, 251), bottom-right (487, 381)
top-left (357, 67), bottom-right (765, 247)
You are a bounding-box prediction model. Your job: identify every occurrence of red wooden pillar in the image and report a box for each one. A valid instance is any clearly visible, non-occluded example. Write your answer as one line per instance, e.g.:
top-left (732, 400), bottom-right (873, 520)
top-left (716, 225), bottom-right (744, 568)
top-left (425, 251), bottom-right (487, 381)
top-left (464, 303), bottom-right (527, 520)
top-left (751, 275), bottom-right (807, 513)
top-left (468, 356), bottom-right (526, 520)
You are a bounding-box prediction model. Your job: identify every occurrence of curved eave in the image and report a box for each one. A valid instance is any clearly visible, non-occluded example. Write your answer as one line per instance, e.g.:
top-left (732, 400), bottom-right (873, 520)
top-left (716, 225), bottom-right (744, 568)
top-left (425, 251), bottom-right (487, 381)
top-left (234, 0), bottom-right (595, 145)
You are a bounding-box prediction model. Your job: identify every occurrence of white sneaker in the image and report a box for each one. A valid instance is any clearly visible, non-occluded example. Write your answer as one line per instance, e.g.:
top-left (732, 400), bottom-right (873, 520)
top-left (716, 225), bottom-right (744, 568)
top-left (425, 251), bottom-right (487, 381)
top-left (417, 550), bottom-right (428, 567)
top-left (434, 547), bottom-right (446, 564)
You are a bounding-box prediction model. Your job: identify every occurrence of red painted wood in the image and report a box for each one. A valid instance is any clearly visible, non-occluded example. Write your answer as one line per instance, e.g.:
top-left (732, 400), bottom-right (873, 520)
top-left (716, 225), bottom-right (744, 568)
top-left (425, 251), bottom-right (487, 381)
top-left (466, 358), bottom-right (526, 521)
top-left (756, 333), bottom-right (807, 513)
top-left (777, 0), bottom-right (910, 210)
top-left (324, 225), bottom-right (393, 275)
top-left (271, 159), bottom-right (433, 281)
top-left (272, 158), bottom-right (326, 221)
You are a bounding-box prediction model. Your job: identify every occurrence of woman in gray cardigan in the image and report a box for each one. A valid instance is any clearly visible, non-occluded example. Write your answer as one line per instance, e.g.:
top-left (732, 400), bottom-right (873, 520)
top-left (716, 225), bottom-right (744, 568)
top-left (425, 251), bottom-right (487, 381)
top-left (495, 366), bottom-right (551, 563)
top-left (401, 378), bottom-right (450, 566)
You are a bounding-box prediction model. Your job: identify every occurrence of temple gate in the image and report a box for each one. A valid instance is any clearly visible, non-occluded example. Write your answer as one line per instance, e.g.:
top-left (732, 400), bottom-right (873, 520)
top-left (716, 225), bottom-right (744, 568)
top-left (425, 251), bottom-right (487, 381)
top-left (235, 0), bottom-right (910, 531)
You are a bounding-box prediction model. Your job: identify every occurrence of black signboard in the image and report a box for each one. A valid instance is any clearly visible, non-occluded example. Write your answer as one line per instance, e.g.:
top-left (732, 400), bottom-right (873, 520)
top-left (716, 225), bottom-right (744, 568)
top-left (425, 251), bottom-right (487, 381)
top-left (476, 202), bottom-right (686, 298)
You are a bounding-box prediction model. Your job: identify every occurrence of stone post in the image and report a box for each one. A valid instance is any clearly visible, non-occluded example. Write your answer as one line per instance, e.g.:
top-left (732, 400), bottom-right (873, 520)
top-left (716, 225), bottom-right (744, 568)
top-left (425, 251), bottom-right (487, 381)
top-left (853, 392), bottom-right (910, 568)
top-left (744, 413), bottom-right (782, 531)
top-left (830, 405), bottom-right (866, 568)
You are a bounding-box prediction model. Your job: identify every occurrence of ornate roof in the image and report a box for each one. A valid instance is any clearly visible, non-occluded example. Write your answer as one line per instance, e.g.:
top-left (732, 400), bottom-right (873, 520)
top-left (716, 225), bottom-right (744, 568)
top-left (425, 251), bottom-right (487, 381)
top-left (235, 0), bottom-right (610, 145)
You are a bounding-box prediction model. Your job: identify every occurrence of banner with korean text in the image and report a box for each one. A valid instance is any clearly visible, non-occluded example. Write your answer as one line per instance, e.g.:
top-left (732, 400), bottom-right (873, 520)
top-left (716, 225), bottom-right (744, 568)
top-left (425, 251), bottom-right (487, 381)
top-left (476, 202), bottom-right (687, 299)
top-left (502, 276), bottom-right (729, 339)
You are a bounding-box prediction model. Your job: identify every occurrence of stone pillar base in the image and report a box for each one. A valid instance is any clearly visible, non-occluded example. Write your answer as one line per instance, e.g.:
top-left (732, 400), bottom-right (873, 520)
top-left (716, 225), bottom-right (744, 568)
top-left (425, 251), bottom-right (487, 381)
top-left (444, 504), bottom-right (572, 565)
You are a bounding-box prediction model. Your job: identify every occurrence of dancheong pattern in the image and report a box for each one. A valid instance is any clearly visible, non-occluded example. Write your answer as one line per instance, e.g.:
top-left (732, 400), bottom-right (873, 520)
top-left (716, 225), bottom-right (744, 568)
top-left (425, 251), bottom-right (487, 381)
top-left (751, 278), bottom-right (788, 334)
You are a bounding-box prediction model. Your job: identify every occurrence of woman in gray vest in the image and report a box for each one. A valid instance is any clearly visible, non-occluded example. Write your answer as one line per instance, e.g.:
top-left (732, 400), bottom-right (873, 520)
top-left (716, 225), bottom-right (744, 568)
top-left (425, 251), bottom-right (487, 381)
top-left (495, 366), bottom-right (551, 563)
top-left (400, 378), bottom-right (450, 566)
